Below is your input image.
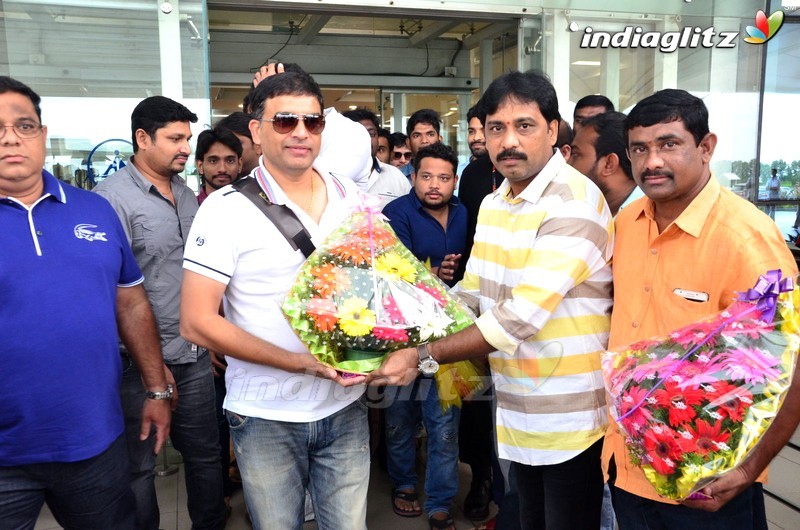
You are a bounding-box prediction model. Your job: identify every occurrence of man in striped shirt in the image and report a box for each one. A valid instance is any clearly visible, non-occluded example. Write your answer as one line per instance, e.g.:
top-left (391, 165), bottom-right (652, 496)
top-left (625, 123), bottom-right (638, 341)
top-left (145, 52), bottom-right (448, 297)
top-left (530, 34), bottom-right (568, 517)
top-left (369, 70), bottom-right (614, 529)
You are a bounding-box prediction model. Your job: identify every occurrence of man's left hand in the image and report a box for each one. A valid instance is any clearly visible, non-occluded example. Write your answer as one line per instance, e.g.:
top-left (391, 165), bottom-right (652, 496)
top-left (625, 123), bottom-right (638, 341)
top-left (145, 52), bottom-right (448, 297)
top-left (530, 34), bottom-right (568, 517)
top-left (366, 347), bottom-right (419, 386)
top-left (680, 467), bottom-right (752, 512)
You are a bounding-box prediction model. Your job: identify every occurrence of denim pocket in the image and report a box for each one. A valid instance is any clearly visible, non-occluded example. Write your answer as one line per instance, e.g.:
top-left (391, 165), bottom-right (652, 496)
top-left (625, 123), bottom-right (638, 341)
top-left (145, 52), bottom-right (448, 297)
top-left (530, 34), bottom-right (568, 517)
top-left (226, 410), bottom-right (250, 430)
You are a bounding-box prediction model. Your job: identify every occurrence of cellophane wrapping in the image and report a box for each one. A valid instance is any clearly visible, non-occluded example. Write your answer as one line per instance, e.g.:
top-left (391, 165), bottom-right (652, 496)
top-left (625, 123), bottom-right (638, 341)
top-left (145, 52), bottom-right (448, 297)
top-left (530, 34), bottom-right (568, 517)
top-left (602, 272), bottom-right (799, 500)
top-left (282, 207), bottom-right (485, 410)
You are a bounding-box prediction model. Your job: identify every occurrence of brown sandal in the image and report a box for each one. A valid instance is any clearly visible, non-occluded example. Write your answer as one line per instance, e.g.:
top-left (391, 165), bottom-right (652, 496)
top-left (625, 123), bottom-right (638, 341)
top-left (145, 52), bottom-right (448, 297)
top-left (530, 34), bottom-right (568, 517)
top-left (392, 488), bottom-right (422, 518)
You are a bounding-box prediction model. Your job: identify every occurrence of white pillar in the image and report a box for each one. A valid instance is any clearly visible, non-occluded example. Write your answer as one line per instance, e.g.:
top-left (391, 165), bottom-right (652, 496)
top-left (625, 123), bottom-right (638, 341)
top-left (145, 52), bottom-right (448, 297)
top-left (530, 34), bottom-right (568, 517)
top-left (158, 1), bottom-right (184, 98)
top-left (653, 17), bottom-right (679, 90)
top-left (709, 17), bottom-right (741, 93)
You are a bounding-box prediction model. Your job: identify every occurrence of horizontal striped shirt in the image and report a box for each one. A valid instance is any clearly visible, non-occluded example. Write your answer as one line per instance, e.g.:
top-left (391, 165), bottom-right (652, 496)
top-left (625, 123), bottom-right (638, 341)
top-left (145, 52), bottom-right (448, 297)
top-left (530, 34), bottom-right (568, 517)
top-left (454, 150), bottom-right (614, 466)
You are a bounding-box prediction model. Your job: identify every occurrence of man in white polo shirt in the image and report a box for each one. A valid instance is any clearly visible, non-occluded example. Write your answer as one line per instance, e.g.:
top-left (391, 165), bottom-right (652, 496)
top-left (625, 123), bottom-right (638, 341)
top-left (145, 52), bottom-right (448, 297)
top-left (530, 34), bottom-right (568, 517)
top-left (180, 69), bottom-right (368, 530)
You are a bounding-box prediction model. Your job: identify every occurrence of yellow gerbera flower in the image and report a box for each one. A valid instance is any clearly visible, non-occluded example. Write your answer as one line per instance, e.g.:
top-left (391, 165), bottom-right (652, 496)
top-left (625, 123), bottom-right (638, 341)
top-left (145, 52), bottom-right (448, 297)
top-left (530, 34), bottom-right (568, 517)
top-left (338, 297), bottom-right (376, 337)
top-left (375, 252), bottom-right (417, 283)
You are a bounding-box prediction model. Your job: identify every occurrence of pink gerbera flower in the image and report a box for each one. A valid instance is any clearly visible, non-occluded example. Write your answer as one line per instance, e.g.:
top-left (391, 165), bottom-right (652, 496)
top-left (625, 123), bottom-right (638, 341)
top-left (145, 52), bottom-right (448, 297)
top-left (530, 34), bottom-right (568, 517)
top-left (372, 326), bottom-right (409, 342)
top-left (719, 346), bottom-right (782, 385)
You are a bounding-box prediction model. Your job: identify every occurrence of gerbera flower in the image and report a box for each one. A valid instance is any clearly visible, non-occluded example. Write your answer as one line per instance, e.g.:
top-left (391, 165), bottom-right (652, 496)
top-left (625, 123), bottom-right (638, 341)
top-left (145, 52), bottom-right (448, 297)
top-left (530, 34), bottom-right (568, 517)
top-left (705, 381), bottom-right (753, 422)
top-left (630, 352), bottom-right (681, 383)
top-left (415, 281), bottom-right (448, 308)
top-left (682, 419), bottom-right (730, 456)
top-left (673, 360), bottom-right (719, 390)
top-left (382, 296), bottom-right (405, 324)
top-left (305, 298), bottom-right (338, 332)
top-left (618, 385), bottom-right (653, 433)
top-left (719, 346), bottom-right (782, 385)
top-left (654, 381), bottom-right (704, 426)
top-left (337, 297), bottom-right (376, 337)
top-left (372, 326), bottom-right (409, 342)
top-left (310, 263), bottom-right (350, 298)
top-left (375, 252), bottom-right (417, 283)
top-left (329, 242), bottom-right (372, 266)
top-left (352, 224), bottom-right (397, 248)
top-left (643, 425), bottom-right (682, 475)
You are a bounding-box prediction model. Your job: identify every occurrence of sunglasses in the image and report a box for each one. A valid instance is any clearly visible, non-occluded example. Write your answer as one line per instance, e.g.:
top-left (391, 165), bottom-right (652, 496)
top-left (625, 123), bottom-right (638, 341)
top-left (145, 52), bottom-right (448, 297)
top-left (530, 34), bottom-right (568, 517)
top-left (393, 151), bottom-right (413, 160)
top-left (260, 113), bottom-right (325, 135)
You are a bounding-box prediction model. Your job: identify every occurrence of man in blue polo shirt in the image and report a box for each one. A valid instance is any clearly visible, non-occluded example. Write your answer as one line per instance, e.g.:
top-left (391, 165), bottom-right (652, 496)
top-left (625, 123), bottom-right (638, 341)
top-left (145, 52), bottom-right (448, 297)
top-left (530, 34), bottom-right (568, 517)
top-left (381, 142), bottom-right (466, 530)
top-left (0, 76), bottom-right (170, 529)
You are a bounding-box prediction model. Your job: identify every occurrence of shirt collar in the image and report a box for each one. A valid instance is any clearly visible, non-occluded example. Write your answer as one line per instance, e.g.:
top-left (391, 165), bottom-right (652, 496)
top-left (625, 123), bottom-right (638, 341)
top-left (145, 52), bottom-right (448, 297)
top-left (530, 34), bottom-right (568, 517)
top-left (636, 175), bottom-right (720, 238)
top-left (41, 169), bottom-right (67, 203)
top-left (497, 149), bottom-right (564, 205)
top-left (126, 156), bottom-right (182, 194)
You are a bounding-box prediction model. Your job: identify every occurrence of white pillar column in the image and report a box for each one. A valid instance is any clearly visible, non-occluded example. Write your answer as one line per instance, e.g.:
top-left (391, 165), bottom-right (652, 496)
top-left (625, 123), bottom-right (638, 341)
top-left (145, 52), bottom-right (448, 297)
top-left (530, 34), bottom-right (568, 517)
top-left (158, 1), bottom-right (184, 99)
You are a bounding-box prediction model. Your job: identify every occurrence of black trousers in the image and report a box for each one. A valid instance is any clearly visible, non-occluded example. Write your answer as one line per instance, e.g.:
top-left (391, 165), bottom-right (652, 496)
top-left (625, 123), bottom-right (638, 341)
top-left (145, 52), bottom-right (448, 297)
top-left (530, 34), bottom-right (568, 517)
top-left (513, 438), bottom-right (604, 530)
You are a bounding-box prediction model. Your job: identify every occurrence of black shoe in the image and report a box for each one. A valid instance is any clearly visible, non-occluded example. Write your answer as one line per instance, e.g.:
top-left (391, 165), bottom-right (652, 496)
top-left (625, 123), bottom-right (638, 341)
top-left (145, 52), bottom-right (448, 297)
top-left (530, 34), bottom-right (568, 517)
top-left (464, 477), bottom-right (492, 520)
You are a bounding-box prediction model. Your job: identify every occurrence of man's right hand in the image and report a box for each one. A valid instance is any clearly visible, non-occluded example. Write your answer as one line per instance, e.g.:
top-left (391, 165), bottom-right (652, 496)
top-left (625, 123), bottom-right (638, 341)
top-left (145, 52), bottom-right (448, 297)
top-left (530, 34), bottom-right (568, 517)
top-left (140, 399), bottom-right (171, 454)
top-left (210, 350), bottom-right (227, 378)
top-left (253, 62), bottom-right (285, 87)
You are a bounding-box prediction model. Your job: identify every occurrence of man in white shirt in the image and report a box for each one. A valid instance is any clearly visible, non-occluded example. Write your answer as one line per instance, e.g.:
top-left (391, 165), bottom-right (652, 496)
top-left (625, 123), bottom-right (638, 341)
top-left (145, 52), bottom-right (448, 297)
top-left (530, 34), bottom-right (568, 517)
top-left (344, 108), bottom-right (410, 209)
top-left (180, 69), bottom-right (369, 530)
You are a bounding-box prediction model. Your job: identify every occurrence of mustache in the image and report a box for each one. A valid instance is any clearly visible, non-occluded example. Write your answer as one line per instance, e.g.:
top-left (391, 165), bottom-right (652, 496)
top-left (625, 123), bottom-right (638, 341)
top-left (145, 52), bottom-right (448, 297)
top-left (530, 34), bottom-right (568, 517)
top-left (641, 169), bottom-right (673, 179)
top-left (496, 149), bottom-right (527, 161)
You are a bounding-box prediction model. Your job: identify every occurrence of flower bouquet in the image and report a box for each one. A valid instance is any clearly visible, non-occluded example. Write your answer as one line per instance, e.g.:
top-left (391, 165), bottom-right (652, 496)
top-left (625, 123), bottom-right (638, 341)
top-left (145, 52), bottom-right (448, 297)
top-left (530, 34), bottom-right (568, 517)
top-left (281, 200), bottom-right (485, 409)
top-left (602, 271), bottom-right (800, 500)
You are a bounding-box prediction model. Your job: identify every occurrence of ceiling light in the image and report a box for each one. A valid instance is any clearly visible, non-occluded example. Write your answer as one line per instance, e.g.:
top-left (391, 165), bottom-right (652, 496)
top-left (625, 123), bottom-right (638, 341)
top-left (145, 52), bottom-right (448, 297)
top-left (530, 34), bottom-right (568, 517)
top-left (572, 60), bottom-right (601, 66)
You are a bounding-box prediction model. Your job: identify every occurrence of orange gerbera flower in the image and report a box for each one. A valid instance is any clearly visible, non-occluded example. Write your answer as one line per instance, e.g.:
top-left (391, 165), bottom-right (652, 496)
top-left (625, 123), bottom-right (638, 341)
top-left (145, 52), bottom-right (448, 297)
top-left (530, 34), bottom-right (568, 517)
top-left (329, 241), bottom-right (372, 266)
top-left (305, 298), bottom-right (338, 332)
top-left (310, 262), bottom-right (350, 297)
top-left (352, 224), bottom-right (398, 249)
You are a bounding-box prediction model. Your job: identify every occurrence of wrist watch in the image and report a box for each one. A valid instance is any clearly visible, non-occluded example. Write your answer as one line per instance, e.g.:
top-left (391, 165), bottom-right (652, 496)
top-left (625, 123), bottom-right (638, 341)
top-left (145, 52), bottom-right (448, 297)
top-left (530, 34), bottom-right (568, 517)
top-left (417, 343), bottom-right (440, 376)
top-left (146, 384), bottom-right (174, 400)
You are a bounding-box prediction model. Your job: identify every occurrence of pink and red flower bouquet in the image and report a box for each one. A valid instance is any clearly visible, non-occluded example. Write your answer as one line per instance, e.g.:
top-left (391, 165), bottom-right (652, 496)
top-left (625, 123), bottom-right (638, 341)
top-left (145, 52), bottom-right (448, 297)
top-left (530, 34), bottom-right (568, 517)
top-left (602, 271), bottom-right (800, 500)
top-left (281, 202), bottom-right (485, 409)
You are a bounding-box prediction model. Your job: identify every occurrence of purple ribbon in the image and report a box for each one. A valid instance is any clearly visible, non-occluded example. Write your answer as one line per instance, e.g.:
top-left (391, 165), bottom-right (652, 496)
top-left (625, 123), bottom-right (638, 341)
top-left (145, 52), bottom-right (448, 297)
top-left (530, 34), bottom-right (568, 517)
top-left (737, 269), bottom-right (794, 323)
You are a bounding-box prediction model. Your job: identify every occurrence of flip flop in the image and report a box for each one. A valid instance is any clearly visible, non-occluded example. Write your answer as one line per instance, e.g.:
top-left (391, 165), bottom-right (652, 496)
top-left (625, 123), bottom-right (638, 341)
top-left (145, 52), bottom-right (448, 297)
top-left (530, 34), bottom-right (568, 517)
top-left (392, 488), bottom-right (422, 518)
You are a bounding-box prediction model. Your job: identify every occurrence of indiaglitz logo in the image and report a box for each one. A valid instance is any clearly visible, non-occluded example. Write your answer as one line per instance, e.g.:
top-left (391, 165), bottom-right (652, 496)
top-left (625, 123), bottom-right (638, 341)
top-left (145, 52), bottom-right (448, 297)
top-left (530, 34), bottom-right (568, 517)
top-left (743, 9), bottom-right (785, 44)
top-left (579, 9), bottom-right (786, 53)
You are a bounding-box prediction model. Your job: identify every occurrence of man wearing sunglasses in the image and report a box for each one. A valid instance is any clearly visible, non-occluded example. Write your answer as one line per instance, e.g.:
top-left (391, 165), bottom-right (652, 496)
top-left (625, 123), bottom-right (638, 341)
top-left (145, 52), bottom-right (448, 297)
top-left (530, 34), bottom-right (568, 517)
top-left (389, 131), bottom-right (414, 179)
top-left (344, 108), bottom-right (410, 209)
top-left (181, 70), bottom-right (369, 530)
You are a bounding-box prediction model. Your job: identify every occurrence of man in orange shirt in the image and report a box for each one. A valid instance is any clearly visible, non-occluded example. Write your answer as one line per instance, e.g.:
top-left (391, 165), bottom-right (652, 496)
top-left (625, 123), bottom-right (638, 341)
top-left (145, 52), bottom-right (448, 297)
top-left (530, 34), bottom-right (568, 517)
top-left (605, 88), bottom-right (800, 529)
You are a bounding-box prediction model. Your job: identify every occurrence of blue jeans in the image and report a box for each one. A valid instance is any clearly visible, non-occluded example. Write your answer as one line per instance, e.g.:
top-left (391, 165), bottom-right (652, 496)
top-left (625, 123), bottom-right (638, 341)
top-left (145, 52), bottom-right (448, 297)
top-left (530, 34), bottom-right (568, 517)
top-left (385, 376), bottom-right (461, 516)
top-left (121, 351), bottom-right (225, 530)
top-left (227, 398), bottom-right (370, 530)
top-left (610, 483), bottom-right (768, 530)
top-left (0, 434), bottom-right (135, 530)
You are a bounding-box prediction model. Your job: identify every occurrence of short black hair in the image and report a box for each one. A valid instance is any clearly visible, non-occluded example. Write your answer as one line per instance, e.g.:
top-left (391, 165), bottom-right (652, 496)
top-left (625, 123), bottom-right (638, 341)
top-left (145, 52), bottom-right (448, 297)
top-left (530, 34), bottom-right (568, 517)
top-left (343, 108), bottom-right (379, 129)
top-left (478, 70), bottom-right (561, 125)
top-left (413, 142), bottom-right (458, 175)
top-left (467, 104), bottom-right (482, 123)
top-left (131, 96), bottom-right (198, 152)
top-left (389, 132), bottom-right (408, 150)
top-left (625, 89), bottom-right (709, 147)
top-left (582, 111), bottom-right (632, 180)
top-left (215, 111), bottom-right (253, 140)
top-left (377, 127), bottom-right (390, 142)
top-left (556, 119), bottom-right (573, 149)
top-left (406, 108), bottom-right (441, 137)
top-left (575, 94), bottom-right (615, 113)
top-left (0, 76), bottom-right (42, 120)
top-left (249, 69), bottom-right (324, 120)
top-left (195, 126), bottom-right (243, 161)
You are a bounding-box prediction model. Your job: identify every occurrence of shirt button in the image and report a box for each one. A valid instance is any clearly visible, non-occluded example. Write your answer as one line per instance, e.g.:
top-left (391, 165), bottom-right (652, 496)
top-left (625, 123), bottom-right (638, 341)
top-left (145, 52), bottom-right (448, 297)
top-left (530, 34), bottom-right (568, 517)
top-left (651, 248), bottom-right (658, 255)
top-left (644, 286), bottom-right (650, 292)
top-left (632, 321), bottom-right (639, 328)
top-left (36, 230), bottom-right (43, 236)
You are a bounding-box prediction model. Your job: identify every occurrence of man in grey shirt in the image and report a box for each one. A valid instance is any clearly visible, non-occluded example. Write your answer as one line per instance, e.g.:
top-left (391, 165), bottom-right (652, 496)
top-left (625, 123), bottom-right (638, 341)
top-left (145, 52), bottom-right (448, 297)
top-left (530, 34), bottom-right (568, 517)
top-left (95, 96), bottom-right (225, 530)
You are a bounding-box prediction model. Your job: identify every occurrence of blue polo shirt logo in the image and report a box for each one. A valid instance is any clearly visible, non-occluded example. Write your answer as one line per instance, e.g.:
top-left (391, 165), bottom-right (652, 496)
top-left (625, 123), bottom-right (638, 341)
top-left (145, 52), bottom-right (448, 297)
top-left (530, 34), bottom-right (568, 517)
top-left (73, 223), bottom-right (108, 242)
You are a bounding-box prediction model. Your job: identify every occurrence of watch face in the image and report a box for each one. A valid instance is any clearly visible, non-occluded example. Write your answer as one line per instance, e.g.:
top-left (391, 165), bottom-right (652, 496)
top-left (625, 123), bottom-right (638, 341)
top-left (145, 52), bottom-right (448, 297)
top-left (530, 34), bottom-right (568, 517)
top-left (419, 358), bottom-right (439, 376)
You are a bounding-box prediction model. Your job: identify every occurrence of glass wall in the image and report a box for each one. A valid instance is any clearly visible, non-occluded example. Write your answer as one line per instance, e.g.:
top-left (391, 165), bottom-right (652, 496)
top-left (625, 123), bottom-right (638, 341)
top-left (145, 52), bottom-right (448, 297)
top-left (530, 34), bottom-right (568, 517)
top-left (0, 0), bottom-right (210, 190)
